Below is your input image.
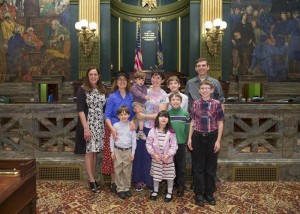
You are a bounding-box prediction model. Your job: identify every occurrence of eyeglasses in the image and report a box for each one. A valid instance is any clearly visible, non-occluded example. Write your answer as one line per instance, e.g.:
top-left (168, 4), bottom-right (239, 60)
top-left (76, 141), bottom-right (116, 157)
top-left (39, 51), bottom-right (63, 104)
top-left (200, 87), bottom-right (211, 90)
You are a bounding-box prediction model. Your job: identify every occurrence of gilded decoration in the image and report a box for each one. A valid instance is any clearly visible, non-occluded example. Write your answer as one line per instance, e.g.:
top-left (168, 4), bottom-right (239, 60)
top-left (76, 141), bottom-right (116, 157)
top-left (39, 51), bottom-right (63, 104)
top-left (110, 0), bottom-right (190, 22)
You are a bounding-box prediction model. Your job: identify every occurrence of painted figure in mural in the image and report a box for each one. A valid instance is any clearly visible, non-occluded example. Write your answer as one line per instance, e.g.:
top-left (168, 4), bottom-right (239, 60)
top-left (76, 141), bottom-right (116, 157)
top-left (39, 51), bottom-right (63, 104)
top-left (40, 0), bottom-right (64, 16)
top-left (231, 31), bottom-right (241, 76)
top-left (45, 19), bottom-right (70, 58)
top-left (232, 12), bottom-right (255, 75)
top-left (6, 26), bottom-right (31, 81)
top-left (60, 2), bottom-right (70, 29)
top-left (230, 7), bottom-right (242, 35)
top-left (23, 0), bottom-right (39, 17)
top-left (0, 0), bottom-right (17, 20)
top-left (251, 20), bottom-right (262, 47)
top-left (259, 11), bottom-right (274, 37)
top-left (1, 12), bottom-right (17, 44)
top-left (286, 10), bottom-right (300, 73)
top-left (23, 27), bottom-right (44, 50)
top-left (0, 10), bottom-right (7, 82)
top-left (273, 11), bottom-right (290, 48)
top-left (249, 35), bottom-right (288, 81)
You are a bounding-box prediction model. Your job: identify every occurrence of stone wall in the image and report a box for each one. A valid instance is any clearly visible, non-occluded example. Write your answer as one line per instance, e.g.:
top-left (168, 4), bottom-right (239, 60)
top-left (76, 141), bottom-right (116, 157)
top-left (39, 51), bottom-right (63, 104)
top-left (1, 103), bottom-right (299, 181)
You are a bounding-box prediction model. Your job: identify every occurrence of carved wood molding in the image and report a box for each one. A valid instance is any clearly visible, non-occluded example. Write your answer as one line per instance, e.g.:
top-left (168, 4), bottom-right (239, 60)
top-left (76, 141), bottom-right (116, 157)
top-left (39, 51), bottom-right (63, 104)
top-left (111, 0), bottom-right (190, 22)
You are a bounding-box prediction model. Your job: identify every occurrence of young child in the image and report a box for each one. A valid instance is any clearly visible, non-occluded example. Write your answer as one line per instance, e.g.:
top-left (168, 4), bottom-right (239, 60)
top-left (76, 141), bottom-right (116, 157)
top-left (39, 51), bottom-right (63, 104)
top-left (130, 72), bottom-right (149, 140)
top-left (110, 105), bottom-right (137, 199)
top-left (167, 76), bottom-right (188, 111)
top-left (168, 92), bottom-right (190, 197)
top-left (187, 80), bottom-right (224, 207)
top-left (146, 110), bottom-right (178, 202)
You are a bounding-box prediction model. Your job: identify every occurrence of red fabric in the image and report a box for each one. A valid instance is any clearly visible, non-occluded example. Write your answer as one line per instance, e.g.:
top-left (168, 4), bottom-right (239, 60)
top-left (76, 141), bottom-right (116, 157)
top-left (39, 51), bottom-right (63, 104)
top-left (101, 126), bottom-right (114, 174)
top-left (133, 25), bottom-right (143, 73)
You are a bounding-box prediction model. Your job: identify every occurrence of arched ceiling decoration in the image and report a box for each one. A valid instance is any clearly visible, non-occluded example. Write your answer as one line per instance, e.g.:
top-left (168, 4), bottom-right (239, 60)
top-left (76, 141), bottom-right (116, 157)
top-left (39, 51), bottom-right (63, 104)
top-left (111, 0), bottom-right (190, 22)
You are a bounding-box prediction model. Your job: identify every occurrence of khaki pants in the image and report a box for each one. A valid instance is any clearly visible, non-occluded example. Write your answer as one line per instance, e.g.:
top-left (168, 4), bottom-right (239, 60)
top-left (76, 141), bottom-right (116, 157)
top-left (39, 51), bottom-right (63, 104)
top-left (114, 148), bottom-right (132, 192)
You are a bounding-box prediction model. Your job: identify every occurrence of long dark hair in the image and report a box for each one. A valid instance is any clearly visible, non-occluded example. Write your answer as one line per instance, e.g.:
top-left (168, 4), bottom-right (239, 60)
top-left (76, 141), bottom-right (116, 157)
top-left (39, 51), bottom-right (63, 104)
top-left (154, 110), bottom-right (171, 133)
top-left (82, 66), bottom-right (106, 94)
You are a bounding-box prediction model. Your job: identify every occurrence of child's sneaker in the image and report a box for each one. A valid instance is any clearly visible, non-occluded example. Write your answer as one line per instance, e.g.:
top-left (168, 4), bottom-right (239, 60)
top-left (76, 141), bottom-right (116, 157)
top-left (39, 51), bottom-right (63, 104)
top-left (138, 131), bottom-right (147, 140)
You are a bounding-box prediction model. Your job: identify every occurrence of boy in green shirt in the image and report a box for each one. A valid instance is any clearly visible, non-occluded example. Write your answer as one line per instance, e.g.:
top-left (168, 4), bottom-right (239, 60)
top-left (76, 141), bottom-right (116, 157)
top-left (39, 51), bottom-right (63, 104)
top-left (168, 92), bottom-right (190, 197)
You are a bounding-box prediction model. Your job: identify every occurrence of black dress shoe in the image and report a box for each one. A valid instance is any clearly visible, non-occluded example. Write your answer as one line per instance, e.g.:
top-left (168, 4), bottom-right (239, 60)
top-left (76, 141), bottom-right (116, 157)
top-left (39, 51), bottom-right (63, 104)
top-left (177, 186), bottom-right (185, 197)
top-left (204, 194), bottom-right (216, 205)
top-left (125, 190), bottom-right (132, 197)
top-left (190, 183), bottom-right (194, 190)
top-left (195, 194), bottom-right (205, 207)
top-left (89, 182), bottom-right (100, 193)
top-left (117, 191), bottom-right (126, 199)
top-left (164, 193), bottom-right (173, 202)
top-left (150, 192), bottom-right (158, 201)
top-left (110, 183), bottom-right (117, 193)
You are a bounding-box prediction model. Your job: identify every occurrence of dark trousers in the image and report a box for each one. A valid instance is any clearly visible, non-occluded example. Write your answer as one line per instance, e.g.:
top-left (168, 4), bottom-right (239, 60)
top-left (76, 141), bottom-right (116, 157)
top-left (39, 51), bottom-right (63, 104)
top-left (174, 144), bottom-right (186, 188)
top-left (191, 130), bottom-right (218, 196)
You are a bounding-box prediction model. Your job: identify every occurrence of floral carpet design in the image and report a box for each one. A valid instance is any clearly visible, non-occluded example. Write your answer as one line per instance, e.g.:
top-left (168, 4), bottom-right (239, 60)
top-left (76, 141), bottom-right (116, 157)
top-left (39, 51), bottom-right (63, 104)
top-left (36, 180), bottom-right (300, 214)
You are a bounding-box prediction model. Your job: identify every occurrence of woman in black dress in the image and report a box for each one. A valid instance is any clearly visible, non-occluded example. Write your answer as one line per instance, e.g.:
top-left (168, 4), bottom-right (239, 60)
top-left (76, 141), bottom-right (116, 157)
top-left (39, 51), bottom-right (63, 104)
top-left (75, 66), bottom-right (106, 193)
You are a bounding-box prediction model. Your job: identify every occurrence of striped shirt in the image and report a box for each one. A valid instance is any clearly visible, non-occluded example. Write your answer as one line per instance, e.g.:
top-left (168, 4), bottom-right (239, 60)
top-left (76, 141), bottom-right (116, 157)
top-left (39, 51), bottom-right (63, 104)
top-left (190, 98), bottom-right (224, 133)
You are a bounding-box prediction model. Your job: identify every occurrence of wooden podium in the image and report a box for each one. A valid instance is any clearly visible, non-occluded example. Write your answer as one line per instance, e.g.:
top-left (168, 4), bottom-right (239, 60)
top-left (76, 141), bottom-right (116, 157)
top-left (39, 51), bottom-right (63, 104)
top-left (0, 159), bottom-right (37, 214)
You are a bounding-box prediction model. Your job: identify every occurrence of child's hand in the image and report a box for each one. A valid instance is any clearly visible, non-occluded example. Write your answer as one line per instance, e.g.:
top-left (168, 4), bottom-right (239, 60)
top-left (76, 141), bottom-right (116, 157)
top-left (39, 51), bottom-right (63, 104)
top-left (130, 154), bottom-right (134, 161)
top-left (187, 139), bottom-right (193, 151)
top-left (153, 153), bottom-right (160, 162)
top-left (111, 152), bottom-right (115, 160)
top-left (163, 155), bottom-right (169, 163)
top-left (214, 140), bottom-right (221, 153)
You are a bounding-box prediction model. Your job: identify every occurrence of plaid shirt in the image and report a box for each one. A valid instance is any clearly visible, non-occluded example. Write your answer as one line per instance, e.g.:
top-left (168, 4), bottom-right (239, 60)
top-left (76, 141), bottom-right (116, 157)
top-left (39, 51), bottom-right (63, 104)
top-left (190, 98), bottom-right (224, 133)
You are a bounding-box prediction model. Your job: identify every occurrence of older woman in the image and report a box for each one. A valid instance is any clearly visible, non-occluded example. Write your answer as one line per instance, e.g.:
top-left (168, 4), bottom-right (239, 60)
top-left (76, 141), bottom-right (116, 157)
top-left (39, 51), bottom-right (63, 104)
top-left (102, 71), bottom-right (135, 193)
top-left (75, 66), bottom-right (107, 193)
top-left (132, 71), bottom-right (168, 191)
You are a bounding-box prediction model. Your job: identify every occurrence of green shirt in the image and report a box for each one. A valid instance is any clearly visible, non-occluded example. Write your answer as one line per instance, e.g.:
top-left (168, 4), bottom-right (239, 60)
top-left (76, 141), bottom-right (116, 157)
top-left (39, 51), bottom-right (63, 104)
top-left (168, 107), bottom-right (190, 144)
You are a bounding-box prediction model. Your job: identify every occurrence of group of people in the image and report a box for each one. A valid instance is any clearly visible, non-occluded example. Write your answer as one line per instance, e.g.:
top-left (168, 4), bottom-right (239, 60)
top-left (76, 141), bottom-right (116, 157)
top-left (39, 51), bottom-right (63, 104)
top-left (75, 57), bottom-right (225, 207)
top-left (231, 3), bottom-right (300, 80)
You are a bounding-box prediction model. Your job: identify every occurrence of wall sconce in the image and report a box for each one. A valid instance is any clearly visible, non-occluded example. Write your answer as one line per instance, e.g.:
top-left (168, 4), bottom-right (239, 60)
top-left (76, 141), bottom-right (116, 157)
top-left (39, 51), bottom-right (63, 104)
top-left (75, 19), bottom-right (97, 56)
top-left (204, 18), bottom-right (227, 56)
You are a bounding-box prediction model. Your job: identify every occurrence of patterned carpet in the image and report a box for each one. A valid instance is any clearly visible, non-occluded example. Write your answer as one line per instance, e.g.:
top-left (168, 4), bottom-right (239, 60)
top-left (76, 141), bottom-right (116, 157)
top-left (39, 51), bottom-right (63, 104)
top-left (36, 180), bottom-right (300, 214)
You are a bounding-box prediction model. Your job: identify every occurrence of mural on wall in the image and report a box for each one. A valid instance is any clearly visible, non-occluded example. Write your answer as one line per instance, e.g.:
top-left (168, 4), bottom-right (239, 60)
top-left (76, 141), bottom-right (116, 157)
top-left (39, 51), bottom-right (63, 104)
top-left (0, 0), bottom-right (70, 83)
top-left (230, 0), bottom-right (300, 81)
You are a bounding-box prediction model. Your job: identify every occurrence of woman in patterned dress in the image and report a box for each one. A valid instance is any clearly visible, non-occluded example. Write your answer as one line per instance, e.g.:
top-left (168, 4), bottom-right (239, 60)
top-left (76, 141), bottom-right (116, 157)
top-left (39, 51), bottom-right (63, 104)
top-left (102, 71), bottom-right (134, 192)
top-left (75, 66), bottom-right (107, 193)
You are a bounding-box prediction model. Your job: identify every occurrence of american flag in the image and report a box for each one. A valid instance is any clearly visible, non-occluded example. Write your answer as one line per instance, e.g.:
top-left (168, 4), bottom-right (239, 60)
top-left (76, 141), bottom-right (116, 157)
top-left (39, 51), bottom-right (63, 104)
top-left (157, 24), bottom-right (164, 70)
top-left (134, 24), bottom-right (143, 73)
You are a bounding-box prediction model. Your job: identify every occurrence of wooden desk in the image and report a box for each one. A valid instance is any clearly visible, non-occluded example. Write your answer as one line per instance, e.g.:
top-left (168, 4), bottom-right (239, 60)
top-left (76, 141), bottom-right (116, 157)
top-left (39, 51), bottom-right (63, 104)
top-left (0, 159), bottom-right (37, 214)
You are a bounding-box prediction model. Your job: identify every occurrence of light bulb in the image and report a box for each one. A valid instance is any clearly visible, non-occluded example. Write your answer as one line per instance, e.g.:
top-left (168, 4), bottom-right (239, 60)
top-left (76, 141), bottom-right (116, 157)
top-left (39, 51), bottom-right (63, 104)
top-left (75, 22), bottom-right (81, 30)
top-left (80, 19), bottom-right (88, 29)
top-left (213, 18), bottom-right (222, 28)
top-left (204, 21), bottom-right (213, 30)
top-left (220, 21), bottom-right (227, 30)
top-left (89, 22), bottom-right (97, 31)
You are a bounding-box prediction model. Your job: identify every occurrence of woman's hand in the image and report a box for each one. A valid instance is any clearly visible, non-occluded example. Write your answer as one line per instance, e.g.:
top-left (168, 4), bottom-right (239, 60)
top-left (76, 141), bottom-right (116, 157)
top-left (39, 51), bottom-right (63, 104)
top-left (136, 112), bottom-right (146, 120)
top-left (129, 120), bottom-right (136, 131)
top-left (111, 127), bottom-right (118, 140)
top-left (84, 129), bottom-right (92, 141)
